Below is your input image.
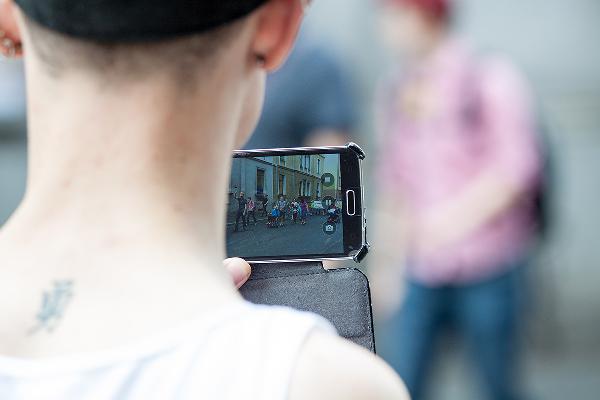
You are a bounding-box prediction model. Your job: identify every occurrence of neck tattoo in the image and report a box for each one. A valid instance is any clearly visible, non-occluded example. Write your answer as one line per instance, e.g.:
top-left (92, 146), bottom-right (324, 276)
top-left (28, 280), bottom-right (75, 335)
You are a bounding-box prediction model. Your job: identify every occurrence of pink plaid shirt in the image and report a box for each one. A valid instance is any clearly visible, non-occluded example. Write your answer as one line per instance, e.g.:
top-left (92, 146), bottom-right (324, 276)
top-left (377, 39), bottom-right (541, 285)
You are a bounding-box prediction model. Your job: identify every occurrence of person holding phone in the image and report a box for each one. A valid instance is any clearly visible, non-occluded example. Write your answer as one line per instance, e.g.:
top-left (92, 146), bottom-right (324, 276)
top-left (291, 199), bottom-right (299, 224)
top-left (300, 198), bottom-right (310, 225)
top-left (269, 205), bottom-right (281, 228)
top-left (277, 195), bottom-right (288, 227)
top-left (262, 195), bottom-right (270, 217)
top-left (0, 0), bottom-right (407, 399)
top-left (247, 197), bottom-right (257, 225)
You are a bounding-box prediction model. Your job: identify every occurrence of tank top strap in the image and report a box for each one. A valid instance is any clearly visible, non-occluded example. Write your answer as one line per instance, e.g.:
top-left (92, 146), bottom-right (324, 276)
top-left (248, 305), bottom-right (337, 400)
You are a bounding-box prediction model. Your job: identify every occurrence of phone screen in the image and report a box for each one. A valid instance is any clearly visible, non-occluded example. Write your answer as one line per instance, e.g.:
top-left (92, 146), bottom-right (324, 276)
top-left (226, 152), bottom-right (347, 260)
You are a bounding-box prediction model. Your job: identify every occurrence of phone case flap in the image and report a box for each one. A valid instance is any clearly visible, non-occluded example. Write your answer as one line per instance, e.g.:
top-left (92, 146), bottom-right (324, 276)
top-left (240, 262), bottom-right (375, 352)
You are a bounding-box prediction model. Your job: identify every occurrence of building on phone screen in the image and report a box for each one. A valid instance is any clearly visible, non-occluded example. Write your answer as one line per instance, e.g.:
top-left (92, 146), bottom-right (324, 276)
top-left (228, 154), bottom-right (334, 217)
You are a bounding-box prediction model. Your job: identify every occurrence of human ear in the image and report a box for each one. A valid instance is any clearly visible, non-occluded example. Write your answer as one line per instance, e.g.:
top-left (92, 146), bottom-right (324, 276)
top-left (0, 0), bottom-right (23, 58)
top-left (250, 0), bottom-right (308, 72)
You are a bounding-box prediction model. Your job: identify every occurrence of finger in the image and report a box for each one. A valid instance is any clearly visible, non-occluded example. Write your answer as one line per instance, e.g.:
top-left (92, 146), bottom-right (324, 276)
top-left (224, 258), bottom-right (252, 288)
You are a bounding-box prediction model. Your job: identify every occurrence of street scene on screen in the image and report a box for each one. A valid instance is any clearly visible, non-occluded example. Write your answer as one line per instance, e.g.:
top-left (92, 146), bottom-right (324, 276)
top-left (226, 154), bottom-right (344, 259)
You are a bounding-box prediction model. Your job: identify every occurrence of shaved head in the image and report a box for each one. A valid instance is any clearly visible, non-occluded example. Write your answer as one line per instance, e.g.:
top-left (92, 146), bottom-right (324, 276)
top-left (23, 15), bottom-right (245, 84)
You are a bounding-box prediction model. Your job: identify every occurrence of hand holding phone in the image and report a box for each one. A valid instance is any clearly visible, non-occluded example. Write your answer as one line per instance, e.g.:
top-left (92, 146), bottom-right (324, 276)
top-left (229, 143), bottom-right (374, 351)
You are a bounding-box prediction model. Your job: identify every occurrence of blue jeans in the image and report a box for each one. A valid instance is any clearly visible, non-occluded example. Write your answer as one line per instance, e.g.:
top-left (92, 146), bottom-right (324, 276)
top-left (379, 264), bottom-right (528, 400)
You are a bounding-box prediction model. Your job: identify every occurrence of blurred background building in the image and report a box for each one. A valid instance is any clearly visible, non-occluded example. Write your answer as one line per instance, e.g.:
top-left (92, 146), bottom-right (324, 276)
top-left (1, 0), bottom-right (599, 398)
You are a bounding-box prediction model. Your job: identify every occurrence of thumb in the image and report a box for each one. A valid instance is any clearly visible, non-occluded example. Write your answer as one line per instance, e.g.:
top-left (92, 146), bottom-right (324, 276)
top-left (224, 258), bottom-right (252, 289)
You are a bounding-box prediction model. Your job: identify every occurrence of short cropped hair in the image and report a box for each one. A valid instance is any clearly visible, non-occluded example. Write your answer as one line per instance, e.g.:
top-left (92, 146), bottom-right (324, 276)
top-left (24, 15), bottom-right (244, 85)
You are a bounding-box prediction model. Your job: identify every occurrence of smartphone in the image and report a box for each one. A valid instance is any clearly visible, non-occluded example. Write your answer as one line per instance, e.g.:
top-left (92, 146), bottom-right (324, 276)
top-left (226, 143), bottom-right (368, 263)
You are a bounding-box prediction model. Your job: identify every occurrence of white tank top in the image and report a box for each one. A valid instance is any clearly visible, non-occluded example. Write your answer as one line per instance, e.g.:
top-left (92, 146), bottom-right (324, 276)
top-left (0, 302), bottom-right (336, 400)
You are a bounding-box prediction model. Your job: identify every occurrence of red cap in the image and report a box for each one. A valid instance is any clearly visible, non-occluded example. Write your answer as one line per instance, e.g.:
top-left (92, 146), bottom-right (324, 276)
top-left (381, 0), bottom-right (451, 23)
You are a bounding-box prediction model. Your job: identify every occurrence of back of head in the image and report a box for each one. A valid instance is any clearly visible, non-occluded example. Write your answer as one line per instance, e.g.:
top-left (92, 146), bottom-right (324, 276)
top-left (3, 0), bottom-right (308, 153)
top-left (14, 0), bottom-right (267, 83)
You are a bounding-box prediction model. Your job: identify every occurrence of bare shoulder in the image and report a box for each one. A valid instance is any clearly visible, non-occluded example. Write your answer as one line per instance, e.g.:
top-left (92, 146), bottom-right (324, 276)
top-left (289, 331), bottom-right (410, 400)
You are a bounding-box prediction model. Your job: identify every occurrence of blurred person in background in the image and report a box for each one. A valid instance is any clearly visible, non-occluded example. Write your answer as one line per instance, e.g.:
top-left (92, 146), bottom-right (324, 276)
top-left (244, 28), bottom-right (356, 149)
top-left (0, 0), bottom-right (408, 399)
top-left (371, 0), bottom-right (543, 399)
top-left (0, 59), bottom-right (27, 226)
top-left (0, 60), bottom-right (25, 133)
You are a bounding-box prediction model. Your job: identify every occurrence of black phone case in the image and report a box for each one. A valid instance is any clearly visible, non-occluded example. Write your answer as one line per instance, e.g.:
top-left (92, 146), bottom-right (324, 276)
top-left (239, 262), bottom-right (376, 353)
